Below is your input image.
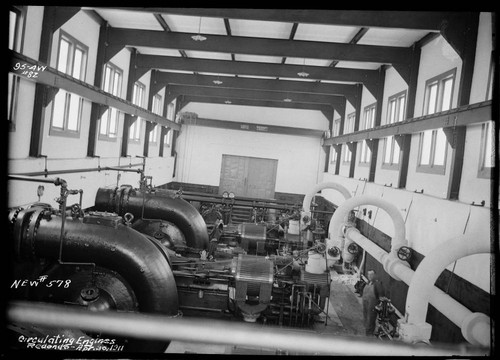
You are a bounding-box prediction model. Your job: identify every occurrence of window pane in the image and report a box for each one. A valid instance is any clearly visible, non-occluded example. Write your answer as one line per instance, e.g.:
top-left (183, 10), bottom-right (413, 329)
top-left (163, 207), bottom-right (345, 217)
top-left (420, 130), bottom-right (432, 165)
top-left (426, 83), bottom-right (438, 115)
top-left (397, 96), bottom-right (406, 121)
top-left (388, 100), bottom-right (396, 124)
top-left (99, 109), bottom-right (109, 134)
top-left (57, 39), bottom-right (70, 73)
top-left (167, 103), bottom-right (175, 120)
top-left (8, 73), bottom-right (15, 120)
top-left (135, 119), bottom-right (142, 139)
top-left (67, 95), bottom-right (80, 131)
top-left (109, 108), bottom-right (118, 137)
top-left (165, 130), bottom-right (171, 146)
top-left (369, 107), bottom-right (375, 128)
top-left (129, 120), bottom-right (136, 139)
top-left (52, 91), bottom-right (67, 128)
top-left (113, 72), bottom-right (121, 96)
top-left (103, 66), bottom-right (112, 92)
top-left (384, 137), bottom-right (392, 163)
top-left (9, 11), bottom-right (18, 50)
top-left (392, 138), bottom-right (400, 164)
top-left (433, 129), bottom-right (447, 166)
top-left (72, 48), bottom-right (84, 80)
top-left (366, 142), bottom-right (371, 161)
top-left (441, 78), bottom-right (453, 112)
top-left (483, 122), bottom-right (493, 168)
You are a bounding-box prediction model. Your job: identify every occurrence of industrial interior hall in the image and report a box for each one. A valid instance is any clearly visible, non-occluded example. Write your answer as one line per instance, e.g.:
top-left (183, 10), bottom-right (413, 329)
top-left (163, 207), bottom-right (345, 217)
top-left (5, 7), bottom-right (496, 357)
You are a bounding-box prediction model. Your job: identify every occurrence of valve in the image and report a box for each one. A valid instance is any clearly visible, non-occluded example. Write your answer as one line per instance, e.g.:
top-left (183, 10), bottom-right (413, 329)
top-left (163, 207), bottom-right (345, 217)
top-left (347, 243), bottom-right (359, 254)
top-left (397, 246), bottom-right (412, 261)
top-left (328, 246), bottom-right (340, 257)
top-left (123, 212), bottom-right (134, 226)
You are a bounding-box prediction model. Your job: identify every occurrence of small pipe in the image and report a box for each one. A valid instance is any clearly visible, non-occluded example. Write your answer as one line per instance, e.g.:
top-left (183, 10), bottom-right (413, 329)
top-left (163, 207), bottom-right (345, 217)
top-left (11, 163), bottom-right (144, 177)
top-left (302, 181), bottom-right (352, 213)
top-left (8, 174), bottom-right (61, 184)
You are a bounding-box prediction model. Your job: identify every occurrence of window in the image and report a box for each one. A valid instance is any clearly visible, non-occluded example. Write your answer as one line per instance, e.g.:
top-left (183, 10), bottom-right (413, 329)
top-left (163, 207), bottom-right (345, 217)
top-left (164, 102), bottom-right (175, 147)
top-left (99, 63), bottom-right (122, 140)
top-left (359, 140), bottom-right (371, 165)
top-left (330, 146), bottom-right (339, 164)
top-left (50, 32), bottom-right (87, 137)
top-left (344, 112), bottom-right (356, 134)
top-left (478, 121), bottom-right (494, 178)
top-left (486, 53), bottom-right (494, 101)
top-left (129, 82), bottom-right (145, 141)
top-left (8, 6), bottom-right (25, 131)
top-left (343, 144), bottom-right (352, 163)
top-left (149, 94), bottom-right (163, 144)
top-left (383, 91), bottom-right (406, 169)
top-left (332, 118), bottom-right (341, 137)
top-left (417, 69), bottom-right (456, 174)
top-left (361, 104), bottom-right (376, 131)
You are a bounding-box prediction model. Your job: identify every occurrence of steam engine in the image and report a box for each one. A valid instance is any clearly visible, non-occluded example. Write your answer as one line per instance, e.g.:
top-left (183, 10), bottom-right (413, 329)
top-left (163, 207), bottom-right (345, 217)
top-left (7, 183), bottom-right (332, 352)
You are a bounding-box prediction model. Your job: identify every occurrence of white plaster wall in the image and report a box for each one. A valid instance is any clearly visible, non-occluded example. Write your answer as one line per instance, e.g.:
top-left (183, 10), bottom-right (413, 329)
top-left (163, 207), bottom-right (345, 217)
top-left (458, 122), bottom-right (492, 204)
top-left (470, 12), bottom-right (494, 103)
top-left (174, 124), bottom-right (324, 195)
top-left (321, 173), bottom-right (491, 293)
top-left (405, 35), bottom-right (463, 198)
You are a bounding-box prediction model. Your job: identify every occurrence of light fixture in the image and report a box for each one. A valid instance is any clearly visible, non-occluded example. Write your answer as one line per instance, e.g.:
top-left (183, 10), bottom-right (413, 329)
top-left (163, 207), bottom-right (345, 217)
top-left (297, 58), bottom-right (310, 78)
top-left (191, 17), bottom-right (207, 42)
top-left (213, 74), bottom-right (223, 85)
top-left (224, 100), bottom-right (232, 104)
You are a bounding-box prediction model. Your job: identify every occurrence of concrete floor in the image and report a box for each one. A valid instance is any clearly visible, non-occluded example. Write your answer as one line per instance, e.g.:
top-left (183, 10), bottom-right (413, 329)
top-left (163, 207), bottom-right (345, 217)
top-left (165, 270), bottom-right (367, 354)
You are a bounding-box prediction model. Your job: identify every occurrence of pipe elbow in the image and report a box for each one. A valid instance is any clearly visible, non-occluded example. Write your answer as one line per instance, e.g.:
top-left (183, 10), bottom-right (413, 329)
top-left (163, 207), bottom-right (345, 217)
top-left (302, 181), bottom-right (351, 212)
top-left (461, 312), bottom-right (491, 347)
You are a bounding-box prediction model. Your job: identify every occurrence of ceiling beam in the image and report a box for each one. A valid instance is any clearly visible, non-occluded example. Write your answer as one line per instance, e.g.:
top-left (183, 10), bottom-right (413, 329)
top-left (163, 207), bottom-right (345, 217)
top-left (136, 55), bottom-right (378, 88)
top-left (180, 95), bottom-right (334, 120)
top-left (153, 13), bottom-right (187, 58)
top-left (167, 84), bottom-right (343, 105)
top-left (157, 72), bottom-right (357, 97)
top-left (330, 27), bottom-right (369, 67)
top-left (181, 95), bottom-right (331, 112)
top-left (181, 117), bottom-right (325, 137)
top-left (99, 8), bottom-right (455, 31)
top-left (106, 28), bottom-right (413, 65)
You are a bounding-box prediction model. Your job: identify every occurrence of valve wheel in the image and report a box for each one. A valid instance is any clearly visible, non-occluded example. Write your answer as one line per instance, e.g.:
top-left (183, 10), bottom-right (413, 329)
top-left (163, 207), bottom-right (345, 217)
top-left (397, 246), bottom-right (412, 261)
top-left (347, 243), bottom-right (359, 254)
top-left (316, 243), bottom-right (326, 254)
top-left (328, 246), bottom-right (340, 257)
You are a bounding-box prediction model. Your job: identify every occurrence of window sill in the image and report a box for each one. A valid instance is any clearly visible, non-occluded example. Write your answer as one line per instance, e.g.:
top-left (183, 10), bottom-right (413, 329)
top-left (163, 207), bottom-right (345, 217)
top-left (49, 128), bottom-right (80, 138)
top-left (381, 163), bottom-right (400, 171)
top-left (98, 134), bottom-right (118, 142)
top-left (416, 164), bottom-right (446, 175)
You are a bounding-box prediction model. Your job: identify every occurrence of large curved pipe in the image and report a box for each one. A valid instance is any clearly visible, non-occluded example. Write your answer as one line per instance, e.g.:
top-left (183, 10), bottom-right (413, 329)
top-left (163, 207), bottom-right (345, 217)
top-left (406, 232), bottom-right (491, 346)
top-left (345, 228), bottom-right (491, 347)
top-left (95, 186), bottom-right (209, 250)
top-left (17, 211), bottom-right (179, 315)
top-left (328, 194), bottom-right (407, 257)
top-left (302, 181), bottom-right (352, 212)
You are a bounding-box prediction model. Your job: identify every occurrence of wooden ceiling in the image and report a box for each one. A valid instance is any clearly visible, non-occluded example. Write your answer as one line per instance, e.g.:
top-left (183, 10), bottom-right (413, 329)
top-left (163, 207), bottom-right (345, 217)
top-left (81, 8), bottom-right (475, 115)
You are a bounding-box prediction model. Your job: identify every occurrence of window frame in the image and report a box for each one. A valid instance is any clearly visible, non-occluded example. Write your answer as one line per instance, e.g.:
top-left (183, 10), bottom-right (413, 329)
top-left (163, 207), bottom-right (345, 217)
top-left (129, 81), bottom-right (146, 142)
top-left (342, 143), bottom-right (352, 164)
top-left (344, 112), bottom-right (356, 134)
top-left (382, 91), bottom-right (406, 170)
top-left (478, 121), bottom-right (493, 179)
top-left (149, 93), bottom-right (163, 145)
top-left (8, 6), bottom-right (26, 132)
top-left (98, 62), bottom-right (123, 141)
top-left (416, 68), bottom-right (456, 175)
top-left (49, 30), bottom-right (88, 138)
top-left (330, 145), bottom-right (339, 164)
top-left (332, 118), bottom-right (341, 137)
top-left (361, 103), bottom-right (377, 131)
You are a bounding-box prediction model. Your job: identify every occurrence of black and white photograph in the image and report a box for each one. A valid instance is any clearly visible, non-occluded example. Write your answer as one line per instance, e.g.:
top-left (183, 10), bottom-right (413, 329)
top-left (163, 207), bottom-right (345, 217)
top-left (4, 7), bottom-right (496, 357)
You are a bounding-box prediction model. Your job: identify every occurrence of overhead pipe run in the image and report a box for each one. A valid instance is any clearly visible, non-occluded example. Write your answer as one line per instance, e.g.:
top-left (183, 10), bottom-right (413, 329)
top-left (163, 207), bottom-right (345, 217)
top-left (405, 233), bottom-right (491, 347)
top-left (95, 186), bottom-right (209, 250)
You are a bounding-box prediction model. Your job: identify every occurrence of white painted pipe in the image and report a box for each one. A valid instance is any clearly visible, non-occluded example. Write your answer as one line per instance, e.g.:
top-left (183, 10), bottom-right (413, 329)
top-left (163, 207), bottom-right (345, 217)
top-left (328, 195), bottom-right (407, 257)
top-left (302, 181), bottom-right (352, 213)
top-left (406, 232), bottom-right (491, 346)
top-left (345, 228), bottom-right (491, 348)
top-left (7, 301), bottom-right (488, 356)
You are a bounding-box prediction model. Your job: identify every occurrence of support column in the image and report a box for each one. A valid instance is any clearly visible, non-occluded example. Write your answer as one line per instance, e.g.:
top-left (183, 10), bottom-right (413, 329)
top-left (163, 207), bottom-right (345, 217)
top-left (121, 48), bottom-right (138, 158)
top-left (87, 20), bottom-right (108, 157)
top-left (368, 66), bottom-right (386, 182)
top-left (349, 84), bottom-right (363, 178)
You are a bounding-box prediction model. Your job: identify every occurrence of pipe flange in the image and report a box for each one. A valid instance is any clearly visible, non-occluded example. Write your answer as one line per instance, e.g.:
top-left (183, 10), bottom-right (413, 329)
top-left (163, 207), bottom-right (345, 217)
top-left (8, 207), bottom-right (23, 225)
top-left (26, 207), bottom-right (46, 260)
top-left (461, 312), bottom-right (490, 346)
